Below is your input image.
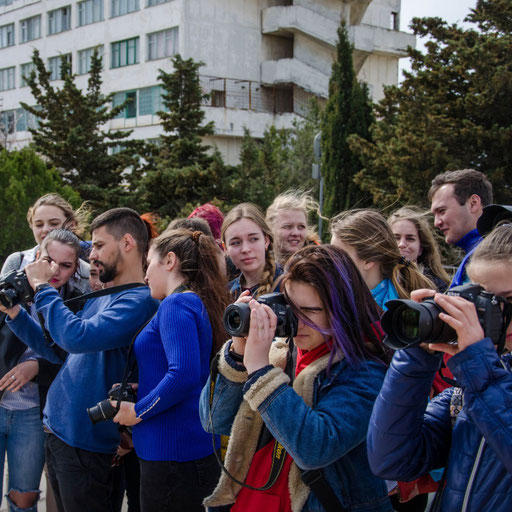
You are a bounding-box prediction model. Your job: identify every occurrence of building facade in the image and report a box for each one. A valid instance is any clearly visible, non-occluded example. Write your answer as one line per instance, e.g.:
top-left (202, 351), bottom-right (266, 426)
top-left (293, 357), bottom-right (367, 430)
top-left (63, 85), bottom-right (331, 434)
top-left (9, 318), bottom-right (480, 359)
top-left (0, 0), bottom-right (414, 163)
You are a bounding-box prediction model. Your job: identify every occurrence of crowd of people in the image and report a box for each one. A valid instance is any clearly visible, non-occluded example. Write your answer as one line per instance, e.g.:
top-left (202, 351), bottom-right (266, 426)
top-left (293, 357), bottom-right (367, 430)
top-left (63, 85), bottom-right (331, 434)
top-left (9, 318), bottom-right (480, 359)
top-left (0, 167), bottom-right (510, 512)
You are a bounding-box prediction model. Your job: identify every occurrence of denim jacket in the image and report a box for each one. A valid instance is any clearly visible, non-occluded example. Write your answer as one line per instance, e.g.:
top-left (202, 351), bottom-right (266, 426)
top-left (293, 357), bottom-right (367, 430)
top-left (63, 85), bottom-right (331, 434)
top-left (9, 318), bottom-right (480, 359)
top-left (367, 339), bottom-right (512, 512)
top-left (199, 341), bottom-right (391, 512)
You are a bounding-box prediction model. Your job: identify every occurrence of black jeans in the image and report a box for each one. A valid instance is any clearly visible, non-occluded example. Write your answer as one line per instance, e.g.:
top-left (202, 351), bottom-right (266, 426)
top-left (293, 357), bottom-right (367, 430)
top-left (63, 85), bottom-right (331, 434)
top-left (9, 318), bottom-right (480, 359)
top-left (45, 433), bottom-right (115, 512)
top-left (139, 452), bottom-right (220, 512)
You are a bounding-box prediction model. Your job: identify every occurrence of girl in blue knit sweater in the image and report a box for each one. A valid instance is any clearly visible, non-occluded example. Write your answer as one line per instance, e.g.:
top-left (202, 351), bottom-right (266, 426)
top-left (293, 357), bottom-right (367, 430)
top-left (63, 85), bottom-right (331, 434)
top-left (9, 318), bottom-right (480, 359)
top-left (113, 228), bottom-right (229, 512)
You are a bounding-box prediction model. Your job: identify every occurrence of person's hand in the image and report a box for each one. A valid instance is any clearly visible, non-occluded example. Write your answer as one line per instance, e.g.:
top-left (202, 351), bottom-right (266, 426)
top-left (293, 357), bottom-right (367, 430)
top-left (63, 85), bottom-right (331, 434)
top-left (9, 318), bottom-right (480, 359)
top-left (231, 290), bottom-right (253, 356)
top-left (411, 289), bottom-right (437, 303)
top-left (111, 401), bottom-right (141, 426)
top-left (0, 360), bottom-right (39, 392)
top-left (24, 259), bottom-right (58, 290)
top-left (243, 300), bottom-right (277, 374)
top-left (427, 293), bottom-right (484, 356)
top-left (0, 303), bottom-right (21, 320)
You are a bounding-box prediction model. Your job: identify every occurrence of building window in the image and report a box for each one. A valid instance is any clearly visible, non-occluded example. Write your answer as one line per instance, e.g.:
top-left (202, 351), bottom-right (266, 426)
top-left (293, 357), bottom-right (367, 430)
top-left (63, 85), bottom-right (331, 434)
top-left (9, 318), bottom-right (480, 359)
top-left (111, 38), bottom-right (139, 68)
top-left (0, 110), bottom-right (16, 135)
top-left (147, 0), bottom-right (170, 6)
top-left (111, 0), bottom-right (139, 18)
top-left (20, 62), bottom-right (36, 87)
top-left (48, 6), bottom-right (71, 35)
top-left (0, 67), bottom-right (15, 91)
top-left (0, 23), bottom-right (15, 48)
top-left (78, 0), bottom-right (104, 27)
top-left (48, 54), bottom-right (72, 81)
top-left (20, 16), bottom-right (41, 43)
top-left (78, 46), bottom-right (104, 74)
top-left (138, 86), bottom-right (164, 115)
top-left (113, 90), bottom-right (137, 118)
top-left (147, 27), bottom-right (178, 61)
top-left (390, 11), bottom-right (399, 31)
top-left (211, 90), bottom-right (226, 108)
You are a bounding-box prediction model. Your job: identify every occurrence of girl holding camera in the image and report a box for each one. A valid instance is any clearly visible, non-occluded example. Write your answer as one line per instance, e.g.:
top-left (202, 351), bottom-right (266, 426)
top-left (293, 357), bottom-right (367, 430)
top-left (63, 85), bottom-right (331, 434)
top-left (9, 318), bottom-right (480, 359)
top-left (222, 203), bottom-right (284, 301)
top-left (0, 229), bottom-right (85, 512)
top-left (111, 229), bottom-right (229, 512)
top-left (367, 222), bottom-right (512, 511)
top-left (200, 244), bottom-right (392, 512)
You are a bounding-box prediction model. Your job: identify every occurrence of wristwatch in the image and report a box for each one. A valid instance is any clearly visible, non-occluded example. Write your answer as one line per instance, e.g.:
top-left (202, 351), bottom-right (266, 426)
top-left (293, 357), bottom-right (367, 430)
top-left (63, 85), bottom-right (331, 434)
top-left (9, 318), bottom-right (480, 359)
top-left (35, 283), bottom-right (51, 294)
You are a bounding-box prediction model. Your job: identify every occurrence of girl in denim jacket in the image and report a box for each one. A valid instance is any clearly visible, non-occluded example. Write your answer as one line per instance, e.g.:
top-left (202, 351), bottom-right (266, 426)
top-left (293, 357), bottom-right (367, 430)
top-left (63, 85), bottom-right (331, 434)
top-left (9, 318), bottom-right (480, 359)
top-left (200, 245), bottom-right (393, 512)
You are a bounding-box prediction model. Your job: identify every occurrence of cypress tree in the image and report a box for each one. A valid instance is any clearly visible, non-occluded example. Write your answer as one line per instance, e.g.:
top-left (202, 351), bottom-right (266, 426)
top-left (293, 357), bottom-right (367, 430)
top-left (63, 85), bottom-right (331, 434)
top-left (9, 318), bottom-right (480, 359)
top-left (321, 21), bottom-right (374, 217)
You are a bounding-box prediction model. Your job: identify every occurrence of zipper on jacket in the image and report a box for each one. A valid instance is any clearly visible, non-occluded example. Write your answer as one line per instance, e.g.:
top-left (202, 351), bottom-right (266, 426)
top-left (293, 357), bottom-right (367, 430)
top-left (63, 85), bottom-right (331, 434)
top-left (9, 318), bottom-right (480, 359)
top-left (461, 437), bottom-right (485, 512)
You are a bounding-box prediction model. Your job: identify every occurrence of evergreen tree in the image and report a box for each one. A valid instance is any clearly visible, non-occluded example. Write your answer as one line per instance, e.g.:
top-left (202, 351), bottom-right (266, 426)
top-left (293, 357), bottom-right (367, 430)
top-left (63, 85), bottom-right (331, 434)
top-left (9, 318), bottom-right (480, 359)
top-left (351, 0), bottom-right (512, 207)
top-left (21, 49), bottom-right (144, 211)
top-left (157, 54), bottom-right (214, 168)
top-left (321, 21), bottom-right (374, 217)
top-left (0, 148), bottom-right (79, 262)
top-left (138, 55), bottom-right (231, 219)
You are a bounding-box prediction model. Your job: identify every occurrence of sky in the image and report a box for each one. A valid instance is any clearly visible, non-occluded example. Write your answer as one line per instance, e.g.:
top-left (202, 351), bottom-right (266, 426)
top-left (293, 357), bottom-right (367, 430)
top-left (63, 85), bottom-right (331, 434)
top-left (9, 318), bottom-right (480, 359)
top-left (399, 0), bottom-right (477, 78)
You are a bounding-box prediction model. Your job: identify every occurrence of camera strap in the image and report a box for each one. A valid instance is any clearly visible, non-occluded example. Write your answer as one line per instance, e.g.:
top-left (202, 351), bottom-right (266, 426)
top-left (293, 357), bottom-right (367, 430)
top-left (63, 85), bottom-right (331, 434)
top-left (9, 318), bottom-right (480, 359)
top-left (36, 282), bottom-right (147, 349)
top-left (113, 284), bottom-right (189, 412)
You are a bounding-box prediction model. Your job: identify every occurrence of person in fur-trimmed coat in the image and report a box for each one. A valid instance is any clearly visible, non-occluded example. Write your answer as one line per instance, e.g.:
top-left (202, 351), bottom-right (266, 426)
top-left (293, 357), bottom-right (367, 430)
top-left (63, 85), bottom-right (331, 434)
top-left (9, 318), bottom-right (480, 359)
top-left (200, 245), bottom-right (393, 512)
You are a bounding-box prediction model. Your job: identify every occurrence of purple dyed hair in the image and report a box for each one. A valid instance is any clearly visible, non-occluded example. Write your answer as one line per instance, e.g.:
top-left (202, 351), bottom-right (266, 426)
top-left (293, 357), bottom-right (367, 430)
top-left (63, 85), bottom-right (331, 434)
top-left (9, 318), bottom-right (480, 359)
top-left (283, 244), bottom-right (390, 370)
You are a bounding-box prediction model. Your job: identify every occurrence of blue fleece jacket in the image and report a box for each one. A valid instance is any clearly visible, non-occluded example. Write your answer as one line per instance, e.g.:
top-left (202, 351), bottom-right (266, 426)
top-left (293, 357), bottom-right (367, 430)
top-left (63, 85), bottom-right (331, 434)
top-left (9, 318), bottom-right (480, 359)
top-left (7, 285), bottom-right (159, 454)
top-left (451, 229), bottom-right (482, 288)
top-left (132, 292), bottom-right (217, 461)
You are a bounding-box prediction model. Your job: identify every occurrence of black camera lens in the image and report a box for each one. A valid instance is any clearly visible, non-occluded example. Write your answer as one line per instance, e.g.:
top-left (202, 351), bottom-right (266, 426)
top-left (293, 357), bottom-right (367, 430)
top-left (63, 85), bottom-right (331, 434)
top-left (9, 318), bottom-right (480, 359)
top-left (381, 299), bottom-right (455, 350)
top-left (223, 303), bottom-right (251, 338)
top-left (0, 288), bottom-right (19, 309)
top-left (87, 399), bottom-right (119, 425)
top-left (397, 307), bottom-right (420, 341)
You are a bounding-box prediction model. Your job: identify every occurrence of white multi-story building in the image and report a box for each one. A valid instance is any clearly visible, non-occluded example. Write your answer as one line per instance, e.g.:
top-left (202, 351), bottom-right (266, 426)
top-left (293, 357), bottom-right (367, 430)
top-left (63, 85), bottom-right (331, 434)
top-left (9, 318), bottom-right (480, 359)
top-left (0, 0), bottom-right (414, 163)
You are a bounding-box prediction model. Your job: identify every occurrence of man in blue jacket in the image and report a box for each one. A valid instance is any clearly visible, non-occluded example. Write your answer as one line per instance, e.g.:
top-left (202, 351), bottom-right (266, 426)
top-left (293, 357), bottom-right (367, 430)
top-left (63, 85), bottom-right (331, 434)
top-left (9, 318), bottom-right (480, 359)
top-left (3, 208), bottom-right (159, 512)
top-left (429, 169), bottom-right (492, 287)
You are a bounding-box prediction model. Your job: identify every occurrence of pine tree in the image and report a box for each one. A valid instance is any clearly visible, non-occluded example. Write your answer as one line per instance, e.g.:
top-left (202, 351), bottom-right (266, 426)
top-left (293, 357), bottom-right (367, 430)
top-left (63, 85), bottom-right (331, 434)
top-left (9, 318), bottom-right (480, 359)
top-left (21, 49), bottom-right (145, 211)
top-left (351, 0), bottom-right (512, 207)
top-left (138, 55), bottom-right (229, 219)
top-left (321, 21), bottom-right (374, 217)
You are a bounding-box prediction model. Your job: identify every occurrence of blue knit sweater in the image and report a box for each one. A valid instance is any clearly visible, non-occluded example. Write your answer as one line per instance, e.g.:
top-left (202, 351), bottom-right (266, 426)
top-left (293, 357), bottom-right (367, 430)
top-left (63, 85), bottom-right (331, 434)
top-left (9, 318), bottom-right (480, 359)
top-left (133, 292), bottom-right (218, 462)
top-left (7, 285), bottom-right (159, 454)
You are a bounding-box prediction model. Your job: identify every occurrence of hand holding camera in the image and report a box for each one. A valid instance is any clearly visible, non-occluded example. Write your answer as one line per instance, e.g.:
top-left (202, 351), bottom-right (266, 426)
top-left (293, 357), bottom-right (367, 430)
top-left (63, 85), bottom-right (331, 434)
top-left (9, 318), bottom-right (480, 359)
top-left (243, 300), bottom-right (278, 374)
top-left (24, 258), bottom-right (58, 290)
top-left (382, 284), bottom-right (511, 354)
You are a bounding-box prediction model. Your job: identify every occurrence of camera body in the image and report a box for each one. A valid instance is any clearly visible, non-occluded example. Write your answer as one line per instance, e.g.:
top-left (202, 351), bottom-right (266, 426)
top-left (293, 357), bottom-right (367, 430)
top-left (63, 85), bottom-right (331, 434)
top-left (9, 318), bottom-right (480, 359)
top-left (0, 270), bottom-right (34, 309)
top-left (87, 384), bottom-right (137, 425)
top-left (223, 292), bottom-right (298, 339)
top-left (382, 284), bottom-right (509, 350)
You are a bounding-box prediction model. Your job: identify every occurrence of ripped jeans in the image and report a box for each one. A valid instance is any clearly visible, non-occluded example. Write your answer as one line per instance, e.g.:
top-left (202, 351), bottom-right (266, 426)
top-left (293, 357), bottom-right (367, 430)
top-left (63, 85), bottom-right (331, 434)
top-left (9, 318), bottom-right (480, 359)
top-left (0, 406), bottom-right (45, 511)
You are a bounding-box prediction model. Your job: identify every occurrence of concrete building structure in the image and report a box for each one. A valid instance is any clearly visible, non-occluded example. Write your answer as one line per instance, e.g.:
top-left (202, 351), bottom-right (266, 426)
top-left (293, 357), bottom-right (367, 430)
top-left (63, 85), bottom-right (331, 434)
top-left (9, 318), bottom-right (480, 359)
top-left (0, 0), bottom-right (414, 163)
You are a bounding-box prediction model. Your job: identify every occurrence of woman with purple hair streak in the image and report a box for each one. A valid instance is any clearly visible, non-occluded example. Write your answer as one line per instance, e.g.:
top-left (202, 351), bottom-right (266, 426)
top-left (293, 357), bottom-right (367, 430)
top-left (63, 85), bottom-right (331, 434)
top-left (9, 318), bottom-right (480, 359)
top-left (199, 245), bottom-right (393, 512)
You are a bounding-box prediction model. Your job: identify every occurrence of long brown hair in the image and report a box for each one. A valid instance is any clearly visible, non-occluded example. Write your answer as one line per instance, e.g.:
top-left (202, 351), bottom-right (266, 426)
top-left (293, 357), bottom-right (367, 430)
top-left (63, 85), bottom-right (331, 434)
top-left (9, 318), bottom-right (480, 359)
top-left (151, 228), bottom-right (229, 355)
top-left (388, 207), bottom-right (451, 287)
top-left (330, 209), bottom-right (435, 298)
top-left (222, 203), bottom-right (277, 298)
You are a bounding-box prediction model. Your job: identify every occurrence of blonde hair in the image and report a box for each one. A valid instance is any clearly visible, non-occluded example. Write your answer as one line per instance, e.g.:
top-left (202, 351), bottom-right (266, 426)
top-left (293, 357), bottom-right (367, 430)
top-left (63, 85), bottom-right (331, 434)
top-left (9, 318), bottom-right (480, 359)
top-left (468, 223), bottom-right (512, 274)
top-left (266, 190), bottom-right (320, 265)
top-left (329, 209), bottom-right (435, 299)
top-left (222, 203), bottom-right (276, 298)
top-left (388, 207), bottom-right (450, 287)
top-left (27, 193), bottom-right (89, 238)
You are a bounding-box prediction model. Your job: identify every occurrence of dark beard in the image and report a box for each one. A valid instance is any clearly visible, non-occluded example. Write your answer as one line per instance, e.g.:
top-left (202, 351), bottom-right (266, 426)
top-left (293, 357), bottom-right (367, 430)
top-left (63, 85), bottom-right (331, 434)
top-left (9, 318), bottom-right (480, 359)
top-left (94, 251), bottom-right (121, 283)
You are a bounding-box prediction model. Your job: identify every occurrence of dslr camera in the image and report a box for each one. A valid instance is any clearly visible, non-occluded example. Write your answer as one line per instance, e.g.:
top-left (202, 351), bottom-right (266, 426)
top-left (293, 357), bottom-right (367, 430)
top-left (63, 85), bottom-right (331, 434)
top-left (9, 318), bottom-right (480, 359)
top-left (87, 384), bottom-right (137, 425)
top-left (381, 284), bottom-right (510, 350)
top-left (223, 292), bottom-right (298, 339)
top-left (0, 270), bottom-right (34, 309)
